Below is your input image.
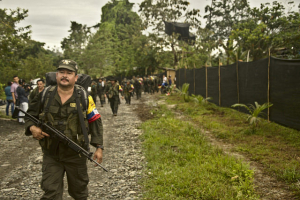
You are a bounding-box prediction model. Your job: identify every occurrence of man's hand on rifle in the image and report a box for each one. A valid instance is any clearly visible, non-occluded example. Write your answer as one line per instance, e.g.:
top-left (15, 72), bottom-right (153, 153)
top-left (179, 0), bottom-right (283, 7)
top-left (93, 148), bottom-right (103, 167)
top-left (30, 125), bottom-right (50, 140)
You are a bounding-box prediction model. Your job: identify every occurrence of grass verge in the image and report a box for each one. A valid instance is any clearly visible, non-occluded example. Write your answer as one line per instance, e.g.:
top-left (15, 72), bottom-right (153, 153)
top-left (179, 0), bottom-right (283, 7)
top-left (166, 94), bottom-right (300, 197)
top-left (140, 104), bottom-right (259, 199)
top-left (0, 110), bottom-right (13, 119)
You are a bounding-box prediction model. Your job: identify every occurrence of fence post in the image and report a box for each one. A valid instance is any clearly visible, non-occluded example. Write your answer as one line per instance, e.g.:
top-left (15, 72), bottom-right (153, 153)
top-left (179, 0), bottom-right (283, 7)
top-left (179, 68), bottom-right (181, 88)
top-left (194, 63), bottom-right (196, 95)
top-left (236, 54), bottom-right (240, 110)
top-left (268, 48), bottom-right (271, 122)
top-left (206, 65), bottom-right (208, 99)
top-left (219, 59), bottom-right (221, 106)
top-left (185, 66), bottom-right (187, 83)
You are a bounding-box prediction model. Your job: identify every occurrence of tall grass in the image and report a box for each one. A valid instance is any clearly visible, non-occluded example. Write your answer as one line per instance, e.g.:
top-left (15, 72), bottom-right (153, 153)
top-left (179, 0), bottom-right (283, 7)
top-left (140, 106), bottom-right (258, 199)
top-left (166, 94), bottom-right (300, 197)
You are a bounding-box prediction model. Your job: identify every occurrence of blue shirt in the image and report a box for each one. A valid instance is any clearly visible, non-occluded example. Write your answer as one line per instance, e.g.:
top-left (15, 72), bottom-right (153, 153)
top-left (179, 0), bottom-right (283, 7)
top-left (5, 86), bottom-right (13, 100)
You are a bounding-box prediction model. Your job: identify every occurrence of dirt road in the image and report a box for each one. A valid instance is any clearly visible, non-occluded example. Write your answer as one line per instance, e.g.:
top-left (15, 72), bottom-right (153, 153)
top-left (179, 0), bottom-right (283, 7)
top-left (0, 92), bottom-right (296, 199)
top-left (0, 95), bottom-right (147, 199)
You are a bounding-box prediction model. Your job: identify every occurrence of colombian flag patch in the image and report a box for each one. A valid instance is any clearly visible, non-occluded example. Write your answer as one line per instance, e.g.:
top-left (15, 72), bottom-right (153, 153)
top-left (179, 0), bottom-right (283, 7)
top-left (87, 96), bottom-right (101, 123)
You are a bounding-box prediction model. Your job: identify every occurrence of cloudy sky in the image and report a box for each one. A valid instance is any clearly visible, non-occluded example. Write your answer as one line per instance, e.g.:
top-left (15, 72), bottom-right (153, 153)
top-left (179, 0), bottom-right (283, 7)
top-left (1, 0), bottom-right (298, 50)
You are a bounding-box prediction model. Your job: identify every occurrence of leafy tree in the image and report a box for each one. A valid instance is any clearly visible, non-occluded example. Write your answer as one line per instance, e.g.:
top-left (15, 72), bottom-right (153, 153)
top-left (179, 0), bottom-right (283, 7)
top-left (0, 8), bottom-right (31, 76)
top-left (139, 0), bottom-right (201, 67)
top-left (61, 21), bottom-right (91, 62)
top-left (18, 53), bottom-right (56, 81)
top-left (80, 0), bottom-right (144, 77)
top-left (230, 1), bottom-right (300, 60)
top-left (204, 0), bottom-right (250, 64)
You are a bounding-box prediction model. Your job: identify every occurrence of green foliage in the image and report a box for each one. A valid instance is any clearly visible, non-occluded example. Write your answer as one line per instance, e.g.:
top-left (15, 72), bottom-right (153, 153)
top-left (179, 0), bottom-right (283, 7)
top-left (0, 8), bottom-right (61, 85)
top-left (191, 94), bottom-right (212, 105)
top-left (0, 8), bottom-right (31, 70)
top-left (231, 102), bottom-right (273, 127)
top-left (166, 94), bottom-right (300, 196)
top-left (175, 83), bottom-right (190, 102)
top-left (0, 83), bottom-right (6, 100)
top-left (230, 1), bottom-right (300, 60)
top-left (204, 0), bottom-right (250, 65)
top-left (61, 21), bottom-right (91, 66)
top-left (141, 106), bottom-right (258, 199)
top-left (139, 0), bottom-right (201, 67)
top-left (78, 0), bottom-right (147, 77)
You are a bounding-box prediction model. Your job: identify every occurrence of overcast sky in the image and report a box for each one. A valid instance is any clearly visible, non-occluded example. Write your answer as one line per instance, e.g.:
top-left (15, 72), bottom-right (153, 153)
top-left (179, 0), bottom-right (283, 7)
top-left (1, 0), bottom-right (298, 51)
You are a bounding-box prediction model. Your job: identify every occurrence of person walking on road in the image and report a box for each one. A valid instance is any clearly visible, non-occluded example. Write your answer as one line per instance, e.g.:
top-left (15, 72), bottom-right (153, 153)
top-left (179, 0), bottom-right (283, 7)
top-left (123, 79), bottom-right (134, 105)
top-left (134, 76), bottom-right (142, 100)
top-left (105, 77), bottom-right (121, 116)
top-left (5, 82), bottom-right (14, 116)
top-left (97, 78), bottom-right (105, 107)
top-left (16, 79), bottom-right (29, 124)
top-left (24, 59), bottom-right (104, 200)
top-left (91, 80), bottom-right (98, 105)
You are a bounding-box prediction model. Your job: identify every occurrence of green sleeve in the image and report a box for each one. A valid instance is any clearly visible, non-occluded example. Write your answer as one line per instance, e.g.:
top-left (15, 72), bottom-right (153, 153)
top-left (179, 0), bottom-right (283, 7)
top-left (89, 117), bottom-right (103, 147)
top-left (24, 91), bottom-right (42, 136)
top-left (28, 88), bottom-right (36, 101)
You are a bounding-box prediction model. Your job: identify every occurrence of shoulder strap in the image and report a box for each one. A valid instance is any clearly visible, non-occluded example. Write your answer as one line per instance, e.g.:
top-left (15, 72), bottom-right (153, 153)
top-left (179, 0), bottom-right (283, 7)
top-left (74, 87), bottom-right (90, 151)
top-left (42, 86), bottom-right (57, 113)
top-left (75, 84), bottom-right (88, 111)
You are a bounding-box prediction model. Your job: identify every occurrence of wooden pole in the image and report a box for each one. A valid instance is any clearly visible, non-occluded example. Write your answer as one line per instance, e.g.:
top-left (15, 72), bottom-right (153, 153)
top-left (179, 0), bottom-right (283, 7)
top-left (268, 48), bottom-right (271, 122)
top-left (206, 64), bottom-right (208, 99)
top-left (194, 63), bottom-right (196, 95)
top-left (179, 68), bottom-right (181, 88)
top-left (185, 66), bottom-right (187, 83)
top-left (236, 53), bottom-right (240, 109)
top-left (219, 58), bottom-right (221, 106)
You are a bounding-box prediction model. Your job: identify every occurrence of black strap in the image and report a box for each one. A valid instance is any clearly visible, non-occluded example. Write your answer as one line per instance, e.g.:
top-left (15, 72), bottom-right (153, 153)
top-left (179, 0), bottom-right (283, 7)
top-left (44, 86), bottom-right (57, 113)
top-left (74, 87), bottom-right (90, 151)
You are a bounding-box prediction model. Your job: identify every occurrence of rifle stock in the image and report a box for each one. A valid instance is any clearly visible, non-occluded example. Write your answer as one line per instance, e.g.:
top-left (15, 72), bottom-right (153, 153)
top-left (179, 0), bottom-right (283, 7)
top-left (14, 107), bottom-right (108, 172)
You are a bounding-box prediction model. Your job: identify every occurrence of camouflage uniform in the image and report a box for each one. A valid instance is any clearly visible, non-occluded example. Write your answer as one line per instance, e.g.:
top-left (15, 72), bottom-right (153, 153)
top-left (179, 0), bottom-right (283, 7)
top-left (91, 81), bottom-right (97, 105)
top-left (123, 81), bottom-right (134, 105)
top-left (105, 79), bottom-right (120, 116)
top-left (134, 78), bottom-right (142, 100)
top-left (144, 77), bottom-right (149, 94)
top-left (97, 79), bottom-right (105, 107)
top-left (24, 60), bottom-right (103, 200)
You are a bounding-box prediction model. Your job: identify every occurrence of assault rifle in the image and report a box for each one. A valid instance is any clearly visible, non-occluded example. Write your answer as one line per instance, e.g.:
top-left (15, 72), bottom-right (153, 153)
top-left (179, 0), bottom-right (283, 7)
top-left (13, 107), bottom-right (108, 172)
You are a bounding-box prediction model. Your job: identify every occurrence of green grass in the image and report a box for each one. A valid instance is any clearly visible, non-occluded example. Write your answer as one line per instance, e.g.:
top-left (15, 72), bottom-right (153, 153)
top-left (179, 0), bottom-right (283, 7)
top-left (165, 94), bottom-right (300, 197)
top-left (0, 109), bottom-right (12, 119)
top-left (140, 105), bottom-right (259, 199)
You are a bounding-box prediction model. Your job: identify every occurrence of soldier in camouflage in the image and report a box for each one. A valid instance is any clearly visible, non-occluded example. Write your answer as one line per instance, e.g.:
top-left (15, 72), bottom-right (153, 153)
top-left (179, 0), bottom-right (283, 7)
top-left (105, 77), bottom-right (121, 116)
top-left (24, 59), bottom-right (104, 200)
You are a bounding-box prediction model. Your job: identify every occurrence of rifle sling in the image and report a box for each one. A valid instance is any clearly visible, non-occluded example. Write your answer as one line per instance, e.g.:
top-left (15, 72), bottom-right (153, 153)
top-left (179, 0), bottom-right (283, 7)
top-left (74, 87), bottom-right (90, 151)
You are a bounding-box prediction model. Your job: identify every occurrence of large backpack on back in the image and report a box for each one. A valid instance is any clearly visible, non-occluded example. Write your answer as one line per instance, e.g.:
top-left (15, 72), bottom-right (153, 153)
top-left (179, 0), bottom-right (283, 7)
top-left (45, 72), bottom-right (91, 92)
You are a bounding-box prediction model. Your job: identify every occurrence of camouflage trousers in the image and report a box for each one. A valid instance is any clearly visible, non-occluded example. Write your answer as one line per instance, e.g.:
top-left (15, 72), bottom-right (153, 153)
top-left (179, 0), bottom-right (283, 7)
top-left (108, 95), bottom-right (119, 114)
top-left (40, 155), bottom-right (88, 200)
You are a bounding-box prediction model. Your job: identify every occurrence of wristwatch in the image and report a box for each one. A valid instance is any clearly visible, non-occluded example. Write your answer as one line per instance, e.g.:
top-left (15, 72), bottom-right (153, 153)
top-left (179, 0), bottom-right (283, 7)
top-left (96, 145), bottom-right (104, 150)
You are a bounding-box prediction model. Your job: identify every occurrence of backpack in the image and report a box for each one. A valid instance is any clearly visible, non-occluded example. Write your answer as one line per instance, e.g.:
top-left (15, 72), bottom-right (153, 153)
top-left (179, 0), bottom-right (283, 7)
top-left (45, 72), bottom-right (91, 92)
top-left (42, 72), bottom-right (92, 150)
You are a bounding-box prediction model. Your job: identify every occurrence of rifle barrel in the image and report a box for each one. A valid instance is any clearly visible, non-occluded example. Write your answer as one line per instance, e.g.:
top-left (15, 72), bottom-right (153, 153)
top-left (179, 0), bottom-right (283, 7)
top-left (16, 107), bottom-right (108, 172)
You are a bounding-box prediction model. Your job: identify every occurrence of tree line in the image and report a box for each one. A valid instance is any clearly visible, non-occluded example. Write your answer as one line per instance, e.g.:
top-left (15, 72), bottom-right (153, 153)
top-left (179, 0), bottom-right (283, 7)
top-left (1, 0), bottom-right (299, 84)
